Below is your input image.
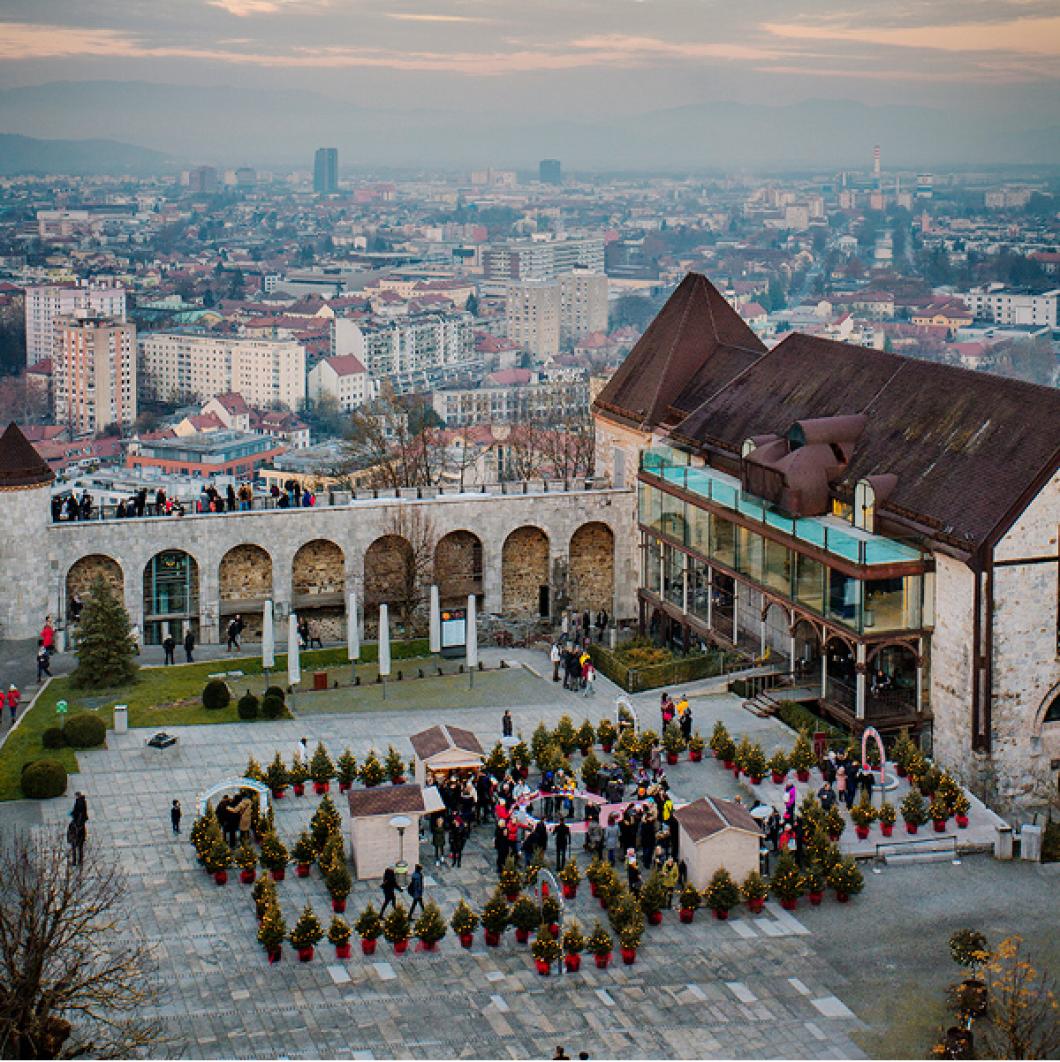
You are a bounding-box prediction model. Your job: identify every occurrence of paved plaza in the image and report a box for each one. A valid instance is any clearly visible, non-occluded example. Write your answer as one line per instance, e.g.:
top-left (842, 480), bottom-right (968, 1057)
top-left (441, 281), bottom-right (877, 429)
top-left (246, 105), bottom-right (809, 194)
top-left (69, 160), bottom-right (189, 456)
top-left (0, 649), bottom-right (1056, 1059)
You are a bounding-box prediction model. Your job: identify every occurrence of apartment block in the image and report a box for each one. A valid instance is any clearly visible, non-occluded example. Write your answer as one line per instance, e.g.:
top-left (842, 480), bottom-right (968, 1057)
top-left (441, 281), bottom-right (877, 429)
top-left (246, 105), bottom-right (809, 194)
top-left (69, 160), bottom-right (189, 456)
top-left (962, 287), bottom-right (1059, 328)
top-left (484, 236), bottom-right (605, 281)
top-left (432, 371), bottom-right (588, 427)
top-left (507, 280), bottom-right (561, 357)
top-left (54, 314), bottom-right (137, 435)
top-left (25, 282), bottom-right (127, 365)
top-left (307, 354), bottom-right (373, 411)
top-left (559, 269), bottom-right (609, 345)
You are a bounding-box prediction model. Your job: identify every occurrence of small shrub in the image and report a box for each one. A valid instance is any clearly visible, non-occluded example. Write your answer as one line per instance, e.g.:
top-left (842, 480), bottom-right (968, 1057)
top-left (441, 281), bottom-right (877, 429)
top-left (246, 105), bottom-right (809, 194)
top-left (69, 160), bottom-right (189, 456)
top-left (261, 694), bottom-right (285, 719)
top-left (264, 685), bottom-right (286, 703)
top-left (42, 727), bottom-right (66, 750)
top-left (236, 691), bottom-right (259, 720)
top-left (21, 759), bottom-right (69, 799)
top-left (202, 679), bottom-right (231, 711)
top-left (62, 712), bottom-right (106, 749)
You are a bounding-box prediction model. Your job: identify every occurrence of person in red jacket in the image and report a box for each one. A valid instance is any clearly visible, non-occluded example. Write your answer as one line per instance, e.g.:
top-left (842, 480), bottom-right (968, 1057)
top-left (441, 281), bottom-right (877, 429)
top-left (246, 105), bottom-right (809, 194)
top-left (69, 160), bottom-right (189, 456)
top-left (6, 684), bottom-right (21, 725)
top-left (40, 618), bottom-right (55, 654)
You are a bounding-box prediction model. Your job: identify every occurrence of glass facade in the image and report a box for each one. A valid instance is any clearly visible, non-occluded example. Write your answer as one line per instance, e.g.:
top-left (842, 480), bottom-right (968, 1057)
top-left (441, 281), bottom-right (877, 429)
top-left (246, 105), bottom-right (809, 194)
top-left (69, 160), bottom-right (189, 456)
top-left (143, 550), bottom-right (199, 645)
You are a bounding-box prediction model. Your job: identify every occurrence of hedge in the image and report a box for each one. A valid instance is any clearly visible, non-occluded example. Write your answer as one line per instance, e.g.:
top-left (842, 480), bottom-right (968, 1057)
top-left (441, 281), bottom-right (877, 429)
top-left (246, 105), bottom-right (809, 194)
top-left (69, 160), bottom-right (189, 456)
top-left (774, 699), bottom-right (846, 741)
top-left (202, 679), bottom-right (231, 710)
top-left (21, 759), bottom-right (69, 799)
top-left (42, 727), bottom-right (66, 750)
top-left (589, 643), bottom-right (744, 693)
top-left (237, 692), bottom-right (259, 720)
top-left (261, 694), bottom-right (285, 720)
top-left (62, 712), bottom-right (107, 749)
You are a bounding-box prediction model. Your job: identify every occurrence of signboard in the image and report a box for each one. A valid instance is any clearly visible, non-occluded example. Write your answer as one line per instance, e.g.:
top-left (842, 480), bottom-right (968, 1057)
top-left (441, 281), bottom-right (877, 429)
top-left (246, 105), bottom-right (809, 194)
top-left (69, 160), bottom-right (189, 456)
top-left (440, 607), bottom-right (466, 655)
top-left (55, 700), bottom-right (68, 715)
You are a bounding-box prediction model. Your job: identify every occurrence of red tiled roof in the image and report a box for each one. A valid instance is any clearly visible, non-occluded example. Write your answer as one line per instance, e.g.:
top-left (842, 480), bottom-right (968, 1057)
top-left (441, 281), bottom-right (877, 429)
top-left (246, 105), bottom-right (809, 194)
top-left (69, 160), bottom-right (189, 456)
top-left (410, 725), bottom-right (484, 761)
top-left (674, 796), bottom-right (761, 842)
top-left (322, 354), bottom-right (367, 376)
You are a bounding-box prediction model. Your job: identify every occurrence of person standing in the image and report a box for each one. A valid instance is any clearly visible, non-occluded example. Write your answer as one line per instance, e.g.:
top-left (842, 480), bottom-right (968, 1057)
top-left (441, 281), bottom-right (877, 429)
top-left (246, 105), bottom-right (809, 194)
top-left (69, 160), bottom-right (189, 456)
top-left (162, 632), bottom-right (175, 666)
top-left (6, 684), bottom-right (21, 726)
top-left (783, 781), bottom-right (798, 822)
top-left (550, 642), bottom-right (561, 683)
top-left (449, 815), bottom-right (467, 867)
top-left (69, 792), bottom-right (88, 866)
top-left (554, 817), bottom-right (570, 870)
top-left (582, 661), bottom-right (595, 697)
top-left (380, 866), bottom-right (400, 914)
top-left (37, 640), bottom-right (52, 683)
top-left (431, 814), bottom-right (446, 867)
top-left (170, 799), bottom-right (182, 834)
top-left (407, 864), bottom-right (424, 917)
top-left (502, 709), bottom-right (513, 738)
top-left (226, 615), bottom-right (243, 652)
top-left (40, 618), bottom-right (56, 656)
top-left (835, 765), bottom-right (848, 809)
top-left (308, 621), bottom-right (323, 649)
top-left (183, 629), bottom-right (195, 663)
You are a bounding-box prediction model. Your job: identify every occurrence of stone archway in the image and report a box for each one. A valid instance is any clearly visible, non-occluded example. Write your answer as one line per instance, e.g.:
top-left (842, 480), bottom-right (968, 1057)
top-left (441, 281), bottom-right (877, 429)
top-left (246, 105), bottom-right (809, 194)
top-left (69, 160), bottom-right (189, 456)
top-left (66, 554), bottom-right (123, 619)
top-left (434, 530), bottom-right (483, 608)
top-left (219, 544), bottom-right (272, 640)
top-left (568, 522), bottom-right (614, 615)
top-left (142, 549), bottom-right (200, 646)
top-left (292, 539), bottom-right (345, 642)
top-left (364, 534), bottom-right (417, 631)
top-left (502, 526), bottom-right (549, 617)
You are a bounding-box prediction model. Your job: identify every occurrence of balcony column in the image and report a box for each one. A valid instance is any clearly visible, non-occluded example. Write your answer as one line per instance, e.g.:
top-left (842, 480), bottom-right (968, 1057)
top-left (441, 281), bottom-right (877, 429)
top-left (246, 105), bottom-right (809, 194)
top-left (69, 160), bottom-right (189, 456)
top-left (759, 597), bottom-right (768, 659)
top-left (788, 611), bottom-right (797, 677)
top-left (706, 565), bottom-right (713, 629)
top-left (820, 651), bottom-right (828, 698)
top-left (916, 637), bottom-right (924, 713)
top-left (681, 566), bottom-right (689, 615)
top-left (855, 643), bottom-right (867, 720)
top-left (732, 585), bottom-right (739, 644)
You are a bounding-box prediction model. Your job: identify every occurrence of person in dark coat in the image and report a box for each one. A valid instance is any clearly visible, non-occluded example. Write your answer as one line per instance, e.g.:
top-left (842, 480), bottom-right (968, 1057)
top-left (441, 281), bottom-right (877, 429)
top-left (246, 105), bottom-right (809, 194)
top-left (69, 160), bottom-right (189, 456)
top-left (380, 866), bottom-right (400, 914)
top-left (554, 817), bottom-right (571, 870)
top-left (183, 629), bottom-right (195, 663)
top-left (407, 864), bottom-right (424, 916)
top-left (162, 633), bottom-right (176, 665)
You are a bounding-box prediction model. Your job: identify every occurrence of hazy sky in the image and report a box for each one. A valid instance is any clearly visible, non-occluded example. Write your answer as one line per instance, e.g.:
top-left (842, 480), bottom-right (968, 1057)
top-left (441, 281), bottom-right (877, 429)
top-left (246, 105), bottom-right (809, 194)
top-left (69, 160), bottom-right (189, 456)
top-left (2, 0), bottom-right (1059, 119)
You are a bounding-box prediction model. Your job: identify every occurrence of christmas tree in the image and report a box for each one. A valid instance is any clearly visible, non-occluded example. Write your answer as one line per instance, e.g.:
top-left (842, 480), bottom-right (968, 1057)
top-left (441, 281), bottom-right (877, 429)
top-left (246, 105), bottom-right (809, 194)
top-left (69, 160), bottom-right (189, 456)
top-left (325, 859), bottom-right (352, 902)
top-left (291, 829), bottom-right (316, 866)
top-left (252, 875), bottom-right (277, 918)
top-left (770, 852), bottom-right (806, 902)
top-left (336, 749), bottom-right (358, 787)
top-left (484, 742), bottom-right (509, 777)
top-left (243, 756), bottom-right (265, 782)
top-left (257, 904), bottom-right (286, 952)
top-left (359, 751), bottom-right (385, 788)
top-left (289, 904), bottom-right (324, 949)
top-left (587, 921), bottom-right (613, 956)
top-left (381, 902), bottom-right (411, 944)
top-left (258, 831), bottom-right (288, 872)
top-left (310, 794), bottom-right (341, 851)
top-left (450, 900), bottom-right (479, 936)
top-left (265, 753), bottom-right (289, 792)
top-left (704, 868), bottom-right (741, 913)
top-left (309, 743), bottom-right (335, 784)
top-left (354, 903), bottom-right (383, 940)
top-left (70, 575), bottom-right (138, 689)
top-left (327, 916), bottom-right (351, 946)
top-left (384, 745), bottom-right (405, 783)
top-left (414, 901), bottom-right (447, 945)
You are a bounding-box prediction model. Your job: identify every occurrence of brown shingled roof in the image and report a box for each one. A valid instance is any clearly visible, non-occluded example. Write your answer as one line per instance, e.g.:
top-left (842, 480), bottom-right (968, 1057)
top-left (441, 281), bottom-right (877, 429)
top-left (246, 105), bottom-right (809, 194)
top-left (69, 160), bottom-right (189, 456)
top-left (409, 725), bottom-right (484, 761)
top-left (593, 273), bottom-right (765, 431)
top-left (673, 796), bottom-right (761, 842)
top-left (346, 783), bottom-right (427, 818)
top-left (670, 332), bottom-right (1060, 556)
top-left (0, 422), bottom-right (56, 489)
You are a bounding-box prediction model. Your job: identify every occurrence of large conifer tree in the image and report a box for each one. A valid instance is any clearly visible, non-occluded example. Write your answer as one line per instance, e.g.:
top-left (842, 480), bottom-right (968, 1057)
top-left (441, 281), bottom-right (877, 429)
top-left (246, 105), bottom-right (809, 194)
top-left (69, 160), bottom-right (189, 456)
top-left (71, 576), bottom-right (138, 689)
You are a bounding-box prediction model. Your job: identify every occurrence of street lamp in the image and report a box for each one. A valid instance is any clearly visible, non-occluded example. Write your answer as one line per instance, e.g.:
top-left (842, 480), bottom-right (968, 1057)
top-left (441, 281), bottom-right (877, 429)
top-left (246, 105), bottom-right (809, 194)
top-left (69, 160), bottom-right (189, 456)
top-left (389, 814), bottom-right (412, 887)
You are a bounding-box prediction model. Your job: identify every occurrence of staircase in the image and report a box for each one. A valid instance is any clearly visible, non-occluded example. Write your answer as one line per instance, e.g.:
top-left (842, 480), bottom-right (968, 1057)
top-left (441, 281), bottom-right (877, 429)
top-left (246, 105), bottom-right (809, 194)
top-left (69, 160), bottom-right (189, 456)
top-left (742, 689), bottom-right (783, 718)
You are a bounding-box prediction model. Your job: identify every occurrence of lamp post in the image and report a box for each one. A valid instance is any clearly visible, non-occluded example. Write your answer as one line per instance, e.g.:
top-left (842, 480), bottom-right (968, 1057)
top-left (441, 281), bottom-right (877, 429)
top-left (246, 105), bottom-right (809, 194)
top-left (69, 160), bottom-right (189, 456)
top-left (389, 814), bottom-right (412, 888)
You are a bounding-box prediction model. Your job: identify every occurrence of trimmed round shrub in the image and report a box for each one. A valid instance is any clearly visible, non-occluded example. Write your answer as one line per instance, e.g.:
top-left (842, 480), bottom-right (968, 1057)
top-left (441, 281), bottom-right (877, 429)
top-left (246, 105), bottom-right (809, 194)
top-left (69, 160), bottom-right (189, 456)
top-left (261, 694), bottom-right (285, 720)
top-left (264, 685), bottom-right (286, 704)
top-left (62, 712), bottom-right (107, 749)
top-left (237, 692), bottom-right (259, 720)
top-left (202, 679), bottom-right (231, 711)
top-left (42, 726), bottom-right (66, 750)
top-left (21, 759), bottom-right (69, 799)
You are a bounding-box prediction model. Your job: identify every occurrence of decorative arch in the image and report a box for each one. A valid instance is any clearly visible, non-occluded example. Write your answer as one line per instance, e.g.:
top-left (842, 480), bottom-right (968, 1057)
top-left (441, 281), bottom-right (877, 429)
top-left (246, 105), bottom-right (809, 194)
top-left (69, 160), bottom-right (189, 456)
top-left (197, 776), bottom-right (270, 817)
top-left (219, 544), bottom-right (273, 640)
top-left (292, 539), bottom-right (345, 597)
top-left (868, 639), bottom-right (920, 665)
top-left (568, 521), bottom-right (614, 614)
top-left (364, 534), bottom-right (414, 614)
top-left (1034, 683), bottom-right (1060, 734)
top-left (434, 530), bottom-right (483, 608)
top-left (142, 549), bottom-right (200, 645)
top-left (66, 554), bottom-right (123, 614)
top-left (501, 526), bottom-right (550, 617)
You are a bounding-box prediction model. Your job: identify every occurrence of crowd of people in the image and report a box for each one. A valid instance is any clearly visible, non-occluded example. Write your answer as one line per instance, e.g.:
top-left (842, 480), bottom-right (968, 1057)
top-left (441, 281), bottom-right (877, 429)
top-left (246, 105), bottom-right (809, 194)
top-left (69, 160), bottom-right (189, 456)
top-left (551, 641), bottom-right (596, 694)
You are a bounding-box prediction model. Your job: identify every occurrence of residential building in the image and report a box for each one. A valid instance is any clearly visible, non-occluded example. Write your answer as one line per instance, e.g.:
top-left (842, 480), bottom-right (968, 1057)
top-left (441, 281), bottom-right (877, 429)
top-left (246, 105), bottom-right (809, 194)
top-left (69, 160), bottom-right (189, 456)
top-left (53, 314), bottom-right (137, 435)
top-left (539, 159), bottom-right (562, 184)
top-left (507, 280), bottom-right (560, 357)
top-left (126, 430), bottom-right (284, 478)
top-left (307, 354), bottom-right (372, 411)
top-left (962, 286), bottom-right (1059, 328)
top-left (24, 281), bottom-right (127, 365)
top-left (431, 369), bottom-right (589, 427)
top-left (559, 269), bottom-right (609, 346)
top-left (313, 148), bottom-right (338, 194)
top-left (484, 236), bottom-right (606, 281)
top-left (188, 166), bottom-right (218, 194)
top-left (137, 333), bottom-right (306, 410)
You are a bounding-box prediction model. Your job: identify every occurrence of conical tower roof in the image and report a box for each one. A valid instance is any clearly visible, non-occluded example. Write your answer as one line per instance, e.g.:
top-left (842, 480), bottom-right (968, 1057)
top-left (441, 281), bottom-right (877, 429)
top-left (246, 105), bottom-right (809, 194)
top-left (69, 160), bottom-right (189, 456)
top-left (0, 422), bottom-right (55, 490)
top-left (593, 273), bottom-right (766, 431)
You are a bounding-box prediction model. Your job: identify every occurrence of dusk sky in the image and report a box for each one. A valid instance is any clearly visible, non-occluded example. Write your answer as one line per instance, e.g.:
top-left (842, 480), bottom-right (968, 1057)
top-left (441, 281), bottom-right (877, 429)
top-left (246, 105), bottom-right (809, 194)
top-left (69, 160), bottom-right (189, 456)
top-left (2, 0), bottom-right (1059, 119)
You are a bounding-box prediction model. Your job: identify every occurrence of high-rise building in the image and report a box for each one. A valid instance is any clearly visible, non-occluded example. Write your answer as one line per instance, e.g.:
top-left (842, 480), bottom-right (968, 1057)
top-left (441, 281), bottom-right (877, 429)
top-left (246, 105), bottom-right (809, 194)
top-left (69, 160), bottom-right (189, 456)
top-left (484, 236), bottom-right (605, 281)
top-left (188, 166), bottom-right (219, 194)
top-left (539, 159), bottom-right (562, 185)
top-left (24, 281), bottom-right (127, 366)
top-left (54, 314), bottom-right (137, 435)
top-left (313, 148), bottom-right (338, 194)
top-left (137, 333), bottom-right (306, 410)
top-left (507, 280), bottom-right (561, 357)
top-left (559, 269), bottom-right (609, 345)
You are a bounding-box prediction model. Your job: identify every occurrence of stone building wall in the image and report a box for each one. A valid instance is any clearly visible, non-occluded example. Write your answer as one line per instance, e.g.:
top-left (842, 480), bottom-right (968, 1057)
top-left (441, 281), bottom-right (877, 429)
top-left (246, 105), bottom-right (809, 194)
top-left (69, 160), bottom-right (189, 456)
top-left (501, 527), bottom-right (549, 615)
top-left (219, 544), bottom-right (272, 601)
top-left (434, 531), bottom-right (482, 607)
top-left (66, 554), bottom-right (124, 607)
top-left (364, 535), bottom-right (413, 612)
top-left (292, 539), bottom-right (345, 596)
top-left (568, 522), bottom-right (614, 614)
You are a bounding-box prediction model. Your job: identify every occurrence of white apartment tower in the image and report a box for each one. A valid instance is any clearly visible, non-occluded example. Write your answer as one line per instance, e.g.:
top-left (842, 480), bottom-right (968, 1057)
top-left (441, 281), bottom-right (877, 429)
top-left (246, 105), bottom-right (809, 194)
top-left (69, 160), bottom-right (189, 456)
top-left (559, 269), bottom-right (609, 345)
top-left (24, 281), bottom-right (127, 366)
top-left (54, 314), bottom-right (137, 435)
top-left (507, 280), bottom-right (561, 358)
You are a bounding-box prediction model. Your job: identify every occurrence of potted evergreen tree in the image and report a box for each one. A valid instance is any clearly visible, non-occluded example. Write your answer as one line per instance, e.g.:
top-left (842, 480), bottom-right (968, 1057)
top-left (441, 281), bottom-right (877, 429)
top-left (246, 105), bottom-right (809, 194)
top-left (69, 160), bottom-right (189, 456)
top-left (292, 830), bottom-right (316, 878)
top-left (252, 875), bottom-right (276, 921)
top-left (328, 916), bottom-right (352, 959)
top-left (825, 804), bottom-right (846, 841)
top-left (553, 715), bottom-right (578, 756)
top-left (770, 852), bottom-right (805, 910)
top-left (266, 753), bottom-right (289, 799)
top-left (310, 795), bottom-right (342, 852)
top-left (204, 835), bottom-right (232, 886)
top-left (413, 901), bottom-right (447, 952)
top-left (580, 751), bottom-right (602, 793)
top-left (288, 757), bottom-right (308, 797)
top-left (562, 921), bottom-right (585, 972)
top-left (768, 749), bottom-right (789, 784)
top-left (930, 794), bottom-right (950, 832)
top-left (901, 788), bottom-right (929, 834)
top-left (484, 742), bottom-right (509, 778)
top-left (952, 791), bottom-right (971, 829)
top-left (826, 857), bottom-right (864, 902)
top-left (744, 743), bottom-right (767, 784)
top-left (878, 800), bottom-right (897, 837)
top-left (532, 923), bottom-right (562, 975)
top-left (741, 870), bottom-right (769, 914)
top-left (510, 895), bottom-right (539, 944)
top-left (558, 856), bottom-right (581, 899)
top-left (704, 868), bottom-right (740, 920)
top-left (596, 717), bottom-right (617, 753)
top-left (790, 730), bottom-right (815, 782)
top-left (384, 745), bottom-right (406, 784)
top-left (259, 831), bottom-right (289, 881)
top-left (289, 904), bottom-right (324, 962)
top-left (804, 863), bottom-right (826, 906)
top-left (499, 856), bottom-right (523, 902)
top-left (577, 719), bottom-right (596, 756)
top-left (588, 921), bottom-right (613, 968)
top-left (540, 894), bottom-right (561, 937)
top-left (891, 729), bottom-right (915, 777)
top-left (510, 738), bottom-right (531, 778)
top-left (325, 859), bottom-right (352, 913)
top-left (382, 901), bottom-right (411, 954)
top-left (234, 840), bottom-right (258, 884)
top-left (354, 903), bottom-right (383, 955)
top-left (586, 857), bottom-right (608, 898)
top-left (708, 720), bottom-right (730, 759)
top-left (716, 731), bottom-right (737, 770)
top-left (244, 756), bottom-right (265, 782)
top-left (336, 749), bottom-right (358, 792)
top-left (359, 751), bottom-right (385, 788)
top-left (688, 730), bottom-right (705, 762)
top-left (450, 900), bottom-right (479, 948)
top-left (638, 870), bottom-right (668, 926)
top-left (678, 882), bottom-right (701, 923)
top-left (619, 921), bottom-right (643, 966)
top-left (257, 903), bottom-right (286, 964)
top-left (850, 797), bottom-right (877, 839)
top-left (481, 890), bottom-right (510, 947)
top-left (733, 735), bottom-right (753, 778)
top-left (662, 722), bottom-right (685, 765)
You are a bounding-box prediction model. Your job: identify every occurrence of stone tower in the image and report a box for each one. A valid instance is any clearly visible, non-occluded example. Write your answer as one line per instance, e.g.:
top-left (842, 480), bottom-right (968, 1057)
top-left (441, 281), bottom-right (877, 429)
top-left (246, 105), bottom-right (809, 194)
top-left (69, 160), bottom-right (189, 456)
top-left (0, 422), bottom-right (54, 640)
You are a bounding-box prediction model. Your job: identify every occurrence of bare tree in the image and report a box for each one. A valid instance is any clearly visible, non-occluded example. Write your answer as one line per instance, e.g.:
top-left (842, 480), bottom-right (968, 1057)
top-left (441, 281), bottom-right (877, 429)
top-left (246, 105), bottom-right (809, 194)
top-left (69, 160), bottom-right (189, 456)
top-left (978, 935), bottom-right (1060, 1061)
top-left (0, 831), bottom-right (160, 1059)
top-left (376, 505), bottom-right (438, 631)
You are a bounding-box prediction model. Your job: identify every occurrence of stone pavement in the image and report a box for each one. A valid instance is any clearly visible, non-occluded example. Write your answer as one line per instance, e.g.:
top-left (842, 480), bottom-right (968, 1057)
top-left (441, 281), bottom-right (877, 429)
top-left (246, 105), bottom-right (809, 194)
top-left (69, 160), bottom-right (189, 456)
top-left (0, 655), bottom-right (872, 1060)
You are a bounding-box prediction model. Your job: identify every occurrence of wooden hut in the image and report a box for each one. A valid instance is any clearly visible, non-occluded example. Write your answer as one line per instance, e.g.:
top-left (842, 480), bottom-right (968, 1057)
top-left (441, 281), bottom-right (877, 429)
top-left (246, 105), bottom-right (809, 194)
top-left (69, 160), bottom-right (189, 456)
top-left (410, 724), bottom-right (485, 787)
top-left (345, 783), bottom-right (444, 880)
top-left (673, 795), bottom-right (762, 889)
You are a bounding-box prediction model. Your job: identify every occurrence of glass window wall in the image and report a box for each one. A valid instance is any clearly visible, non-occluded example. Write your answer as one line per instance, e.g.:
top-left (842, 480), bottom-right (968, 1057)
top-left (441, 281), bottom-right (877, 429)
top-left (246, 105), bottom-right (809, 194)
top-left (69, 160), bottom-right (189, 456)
top-left (863, 575), bottom-right (922, 632)
top-left (644, 537), bottom-right (662, 595)
top-left (737, 527), bottom-right (764, 582)
top-left (688, 503), bottom-right (710, 555)
top-left (638, 483), bottom-right (662, 533)
top-left (688, 558), bottom-right (711, 623)
top-left (826, 569), bottom-right (859, 625)
top-left (762, 538), bottom-right (793, 596)
top-left (711, 514), bottom-right (736, 568)
top-left (660, 491), bottom-right (687, 544)
top-left (663, 546), bottom-right (685, 608)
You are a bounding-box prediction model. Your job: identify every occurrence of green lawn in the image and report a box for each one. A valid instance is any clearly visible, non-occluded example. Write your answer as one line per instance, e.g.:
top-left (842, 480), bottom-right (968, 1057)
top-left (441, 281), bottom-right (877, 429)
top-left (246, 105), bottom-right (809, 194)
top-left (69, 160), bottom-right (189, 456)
top-left (0, 639), bottom-right (429, 802)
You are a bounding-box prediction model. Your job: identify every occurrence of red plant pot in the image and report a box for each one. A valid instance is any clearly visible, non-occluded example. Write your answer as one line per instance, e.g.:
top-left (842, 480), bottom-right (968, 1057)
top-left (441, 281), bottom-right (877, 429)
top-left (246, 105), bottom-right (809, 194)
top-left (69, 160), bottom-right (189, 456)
top-left (392, 938), bottom-right (409, 955)
top-left (417, 941), bottom-right (437, 953)
top-left (732, 767), bottom-right (741, 778)
top-left (272, 788), bottom-right (286, 800)
top-left (620, 947), bottom-right (637, 966)
top-left (240, 868), bottom-right (256, 884)
top-left (484, 929), bottom-right (501, 947)
top-left (796, 769), bottom-right (810, 782)
top-left (515, 927), bottom-right (530, 944)
top-left (723, 759), bottom-right (734, 770)
top-left (598, 896), bottom-right (608, 911)
top-left (601, 743), bottom-right (613, 754)
top-left (270, 867), bottom-right (285, 881)
top-left (594, 952), bottom-right (611, 969)
top-left (679, 908), bottom-right (695, 923)
top-left (956, 814), bottom-right (969, 829)
top-left (339, 781), bottom-right (351, 793)
top-left (666, 752), bottom-right (678, 765)
top-left (780, 897), bottom-right (798, 911)
top-left (360, 937), bottom-right (377, 955)
top-left (690, 749), bottom-right (703, 762)
top-left (535, 958), bottom-right (552, 976)
top-left (771, 771), bottom-right (785, 784)
top-left (296, 863), bottom-right (310, 879)
top-left (906, 822), bottom-right (919, 835)
top-left (747, 897), bottom-right (765, 914)
top-left (881, 823), bottom-right (894, 837)
top-left (459, 932), bottom-right (474, 949)
top-left (564, 953), bottom-right (581, 972)
top-left (213, 870), bottom-right (228, 886)
top-left (750, 776), bottom-right (763, 785)
top-left (934, 819), bottom-right (947, 833)
top-left (293, 783), bottom-right (305, 797)
top-left (335, 942), bottom-right (352, 959)
top-left (648, 910), bottom-right (663, 926)
top-left (835, 891), bottom-right (850, 904)
top-left (896, 764), bottom-right (907, 778)
top-left (392, 776), bottom-right (407, 786)
top-left (505, 892), bottom-right (520, 904)
top-left (712, 908), bottom-right (729, 921)
top-left (313, 782), bottom-right (326, 795)
top-left (808, 891), bottom-right (823, 906)
top-left (267, 948), bottom-right (282, 964)
top-left (296, 946), bottom-right (314, 962)
top-left (855, 825), bottom-right (869, 840)
top-left (562, 883), bottom-right (577, 899)
top-left (332, 898), bottom-right (346, 913)
top-left (589, 882), bottom-right (599, 897)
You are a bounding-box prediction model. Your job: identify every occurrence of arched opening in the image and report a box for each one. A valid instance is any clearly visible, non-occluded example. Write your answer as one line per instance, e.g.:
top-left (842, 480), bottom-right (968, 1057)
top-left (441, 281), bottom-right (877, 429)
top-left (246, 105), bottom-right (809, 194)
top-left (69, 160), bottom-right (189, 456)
top-left (569, 522), bottom-right (614, 616)
top-left (823, 635), bottom-right (856, 711)
top-left (364, 534), bottom-right (419, 634)
top-left (292, 539), bottom-right (345, 643)
top-left (434, 530), bottom-right (483, 609)
top-left (867, 643), bottom-right (919, 718)
top-left (501, 526), bottom-right (550, 617)
top-left (143, 550), bottom-right (199, 645)
top-left (792, 618), bottom-right (822, 681)
top-left (66, 555), bottom-right (123, 622)
top-left (219, 544), bottom-right (273, 641)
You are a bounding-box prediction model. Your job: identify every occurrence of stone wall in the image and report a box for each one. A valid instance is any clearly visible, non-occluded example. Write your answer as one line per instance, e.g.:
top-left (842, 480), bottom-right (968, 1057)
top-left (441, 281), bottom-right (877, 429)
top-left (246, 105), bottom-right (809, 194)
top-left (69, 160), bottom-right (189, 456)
top-left (434, 530), bottom-right (482, 607)
top-left (502, 526), bottom-right (549, 615)
top-left (292, 539), bottom-right (345, 596)
top-left (66, 553), bottom-right (124, 607)
top-left (364, 535), bottom-right (413, 612)
top-left (568, 522), bottom-right (614, 613)
top-left (219, 544), bottom-right (272, 601)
